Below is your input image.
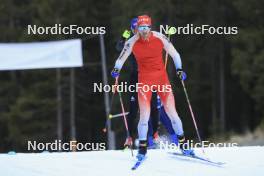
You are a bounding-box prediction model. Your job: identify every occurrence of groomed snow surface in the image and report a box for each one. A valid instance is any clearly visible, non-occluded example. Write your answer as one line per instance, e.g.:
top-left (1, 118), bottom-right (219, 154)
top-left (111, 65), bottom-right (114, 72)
top-left (0, 146), bottom-right (263, 176)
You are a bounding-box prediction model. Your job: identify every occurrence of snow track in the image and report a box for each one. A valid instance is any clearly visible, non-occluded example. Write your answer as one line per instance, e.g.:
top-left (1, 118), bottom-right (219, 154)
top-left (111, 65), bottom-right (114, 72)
top-left (0, 146), bottom-right (263, 176)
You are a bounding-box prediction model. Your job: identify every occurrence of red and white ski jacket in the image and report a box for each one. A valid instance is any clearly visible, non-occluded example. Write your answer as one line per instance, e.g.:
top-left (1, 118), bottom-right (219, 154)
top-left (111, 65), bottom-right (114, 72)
top-left (114, 31), bottom-right (182, 76)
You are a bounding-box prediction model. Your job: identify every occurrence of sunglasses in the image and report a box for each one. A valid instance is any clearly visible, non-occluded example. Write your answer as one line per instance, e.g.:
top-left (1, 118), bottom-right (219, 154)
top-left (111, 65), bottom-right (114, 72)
top-left (138, 26), bottom-right (151, 31)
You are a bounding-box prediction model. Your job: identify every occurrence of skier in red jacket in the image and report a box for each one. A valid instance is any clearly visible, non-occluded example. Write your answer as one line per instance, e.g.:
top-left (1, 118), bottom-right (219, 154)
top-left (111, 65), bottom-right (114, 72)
top-left (112, 15), bottom-right (194, 160)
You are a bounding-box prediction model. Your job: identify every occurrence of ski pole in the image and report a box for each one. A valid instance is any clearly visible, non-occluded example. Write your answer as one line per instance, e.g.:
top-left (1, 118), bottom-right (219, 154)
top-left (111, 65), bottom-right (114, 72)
top-left (116, 79), bottom-right (134, 157)
top-left (108, 112), bottom-right (129, 119)
top-left (181, 80), bottom-right (205, 153)
top-left (165, 27), bottom-right (176, 69)
top-left (164, 34), bottom-right (170, 69)
top-left (103, 77), bottom-right (119, 133)
top-left (163, 27), bottom-right (205, 153)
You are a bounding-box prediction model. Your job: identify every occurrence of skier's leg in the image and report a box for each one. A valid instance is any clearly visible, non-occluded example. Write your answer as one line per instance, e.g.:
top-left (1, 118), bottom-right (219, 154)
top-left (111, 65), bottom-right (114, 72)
top-left (137, 89), bottom-right (152, 140)
top-left (128, 92), bottom-right (138, 137)
top-left (158, 89), bottom-right (194, 155)
top-left (124, 71), bottom-right (139, 147)
top-left (158, 90), bottom-right (184, 136)
top-left (147, 93), bottom-right (154, 137)
top-left (159, 107), bottom-right (178, 144)
top-left (137, 88), bottom-right (152, 155)
top-left (147, 118), bottom-right (154, 146)
top-left (150, 92), bottom-right (159, 136)
top-left (147, 117), bottom-right (153, 136)
top-left (159, 107), bottom-right (174, 135)
top-left (124, 91), bottom-right (138, 147)
top-left (146, 92), bottom-right (159, 147)
top-left (147, 92), bottom-right (159, 148)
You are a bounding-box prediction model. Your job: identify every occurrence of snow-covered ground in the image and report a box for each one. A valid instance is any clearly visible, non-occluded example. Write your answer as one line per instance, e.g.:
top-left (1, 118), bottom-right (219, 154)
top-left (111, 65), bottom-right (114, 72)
top-left (0, 146), bottom-right (263, 176)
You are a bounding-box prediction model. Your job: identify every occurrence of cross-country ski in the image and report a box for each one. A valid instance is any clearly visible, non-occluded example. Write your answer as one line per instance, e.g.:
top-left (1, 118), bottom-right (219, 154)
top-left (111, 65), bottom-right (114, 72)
top-left (168, 152), bottom-right (225, 166)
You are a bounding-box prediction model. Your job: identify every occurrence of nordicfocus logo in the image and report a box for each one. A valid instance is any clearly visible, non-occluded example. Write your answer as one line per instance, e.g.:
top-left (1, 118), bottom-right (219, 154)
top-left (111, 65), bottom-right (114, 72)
top-left (159, 140), bottom-right (238, 150)
top-left (27, 24), bottom-right (106, 35)
top-left (27, 140), bottom-right (106, 151)
top-left (160, 24), bottom-right (238, 35)
top-left (93, 82), bottom-right (172, 93)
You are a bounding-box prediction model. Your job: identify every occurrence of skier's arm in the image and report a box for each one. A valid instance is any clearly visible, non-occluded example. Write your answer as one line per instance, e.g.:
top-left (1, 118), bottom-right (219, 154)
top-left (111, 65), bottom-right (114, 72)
top-left (158, 33), bottom-right (182, 70)
top-left (114, 43), bottom-right (132, 70)
top-left (163, 40), bottom-right (187, 80)
top-left (153, 32), bottom-right (186, 80)
top-left (114, 35), bottom-right (137, 70)
top-left (165, 43), bottom-right (182, 70)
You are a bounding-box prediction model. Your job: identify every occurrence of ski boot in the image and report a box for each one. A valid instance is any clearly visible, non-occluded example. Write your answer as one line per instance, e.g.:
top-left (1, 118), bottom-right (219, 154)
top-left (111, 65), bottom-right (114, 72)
top-left (148, 136), bottom-right (155, 149)
top-left (148, 132), bottom-right (159, 149)
top-left (170, 134), bottom-right (178, 144)
top-left (136, 140), bottom-right (147, 161)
